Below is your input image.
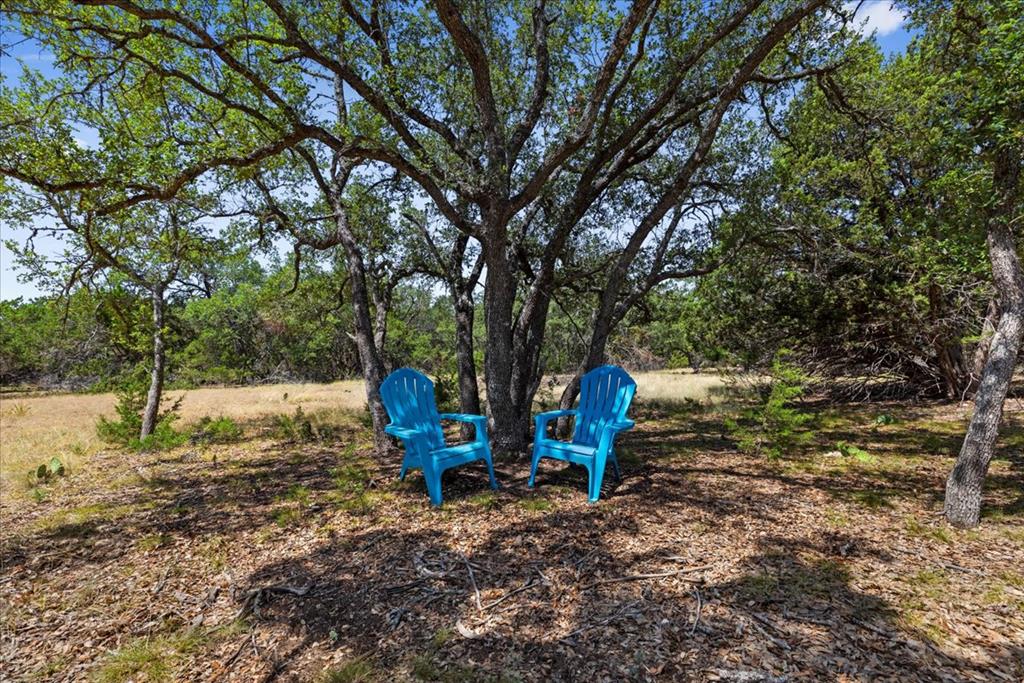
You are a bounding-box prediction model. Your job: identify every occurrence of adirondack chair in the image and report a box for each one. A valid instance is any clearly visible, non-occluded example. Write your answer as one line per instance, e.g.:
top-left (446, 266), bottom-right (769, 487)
top-left (380, 368), bottom-right (498, 506)
top-left (528, 365), bottom-right (636, 502)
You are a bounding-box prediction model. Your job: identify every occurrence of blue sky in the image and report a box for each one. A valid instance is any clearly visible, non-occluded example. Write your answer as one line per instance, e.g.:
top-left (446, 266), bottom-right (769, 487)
top-left (0, 1), bottom-right (914, 301)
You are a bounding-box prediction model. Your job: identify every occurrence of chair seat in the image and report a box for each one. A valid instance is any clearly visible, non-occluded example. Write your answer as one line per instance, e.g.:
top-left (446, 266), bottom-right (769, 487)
top-left (432, 441), bottom-right (487, 464)
top-left (536, 438), bottom-right (597, 458)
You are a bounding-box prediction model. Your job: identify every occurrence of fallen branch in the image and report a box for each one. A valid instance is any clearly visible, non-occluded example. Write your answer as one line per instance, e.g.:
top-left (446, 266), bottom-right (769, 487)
top-left (580, 564), bottom-right (711, 590)
top-left (234, 582), bottom-right (312, 620)
top-left (689, 587), bottom-right (703, 635)
top-left (461, 553), bottom-right (483, 612)
top-left (481, 579), bottom-right (539, 611)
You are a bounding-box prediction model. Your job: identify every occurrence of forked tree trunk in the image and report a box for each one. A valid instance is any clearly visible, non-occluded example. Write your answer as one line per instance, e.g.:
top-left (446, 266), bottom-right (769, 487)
top-left (945, 149), bottom-right (1023, 528)
top-left (140, 287), bottom-right (166, 439)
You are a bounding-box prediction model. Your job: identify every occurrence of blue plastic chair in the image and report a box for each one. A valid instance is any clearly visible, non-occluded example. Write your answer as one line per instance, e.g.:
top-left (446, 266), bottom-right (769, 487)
top-left (528, 365), bottom-right (636, 502)
top-left (380, 368), bottom-right (498, 506)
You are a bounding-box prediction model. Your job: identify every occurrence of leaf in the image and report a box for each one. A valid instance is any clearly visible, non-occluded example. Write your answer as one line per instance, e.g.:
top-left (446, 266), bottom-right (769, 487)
top-left (455, 619), bottom-right (484, 639)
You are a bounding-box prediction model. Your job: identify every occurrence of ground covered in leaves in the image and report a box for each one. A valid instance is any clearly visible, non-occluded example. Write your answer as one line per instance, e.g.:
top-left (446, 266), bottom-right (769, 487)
top-left (2, 398), bottom-right (1022, 682)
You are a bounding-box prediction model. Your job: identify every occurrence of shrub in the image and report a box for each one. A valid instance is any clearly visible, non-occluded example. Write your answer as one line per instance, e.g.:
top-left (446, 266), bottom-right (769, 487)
top-left (836, 440), bottom-right (876, 464)
top-left (191, 416), bottom-right (243, 444)
top-left (96, 370), bottom-right (184, 450)
top-left (27, 456), bottom-right (65, 486)
top-left (726, 350), bottom-right (814, 459)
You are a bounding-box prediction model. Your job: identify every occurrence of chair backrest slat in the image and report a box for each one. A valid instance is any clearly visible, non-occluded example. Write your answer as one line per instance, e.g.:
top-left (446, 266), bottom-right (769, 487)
top-left (380, 368), bottom-right (445, 450)
top-left (573, 365), bottom-right (636, 447)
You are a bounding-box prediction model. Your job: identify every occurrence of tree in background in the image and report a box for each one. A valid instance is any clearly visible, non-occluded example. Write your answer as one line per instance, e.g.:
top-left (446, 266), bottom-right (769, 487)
top-left (3, 194), bottom-right (223, 438)
top-left (908, 0), bottom-right (1024, 528)
top-left (678, 40), bottom-right (993, 399)
top-left (1, 0), bottom-right (848, 451)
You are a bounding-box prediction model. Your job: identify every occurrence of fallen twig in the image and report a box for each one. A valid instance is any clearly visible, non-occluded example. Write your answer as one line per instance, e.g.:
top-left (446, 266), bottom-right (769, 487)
top-left (690, 587), bottom-right (703, 635)
top-left (235, 582), bottom-right (312, 620)
top-left (560, 601), bottom-right (640, 641)
top-left (482, 579), bottom-right (539, 611)
top-left (461, 553), bottom-right (482, 612)
top-left (580, 565), bottom-right (711, 590)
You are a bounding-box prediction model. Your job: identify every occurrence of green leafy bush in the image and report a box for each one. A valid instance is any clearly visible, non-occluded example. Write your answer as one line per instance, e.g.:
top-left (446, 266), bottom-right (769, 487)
top-left (726, 351), bottom-right (814, 459)
top-left (191, 416), bottom-right (243, 444)
top-left (836, 441), bottom-right (876, 464)
top-left (96, 370), bottom-right (184, 450)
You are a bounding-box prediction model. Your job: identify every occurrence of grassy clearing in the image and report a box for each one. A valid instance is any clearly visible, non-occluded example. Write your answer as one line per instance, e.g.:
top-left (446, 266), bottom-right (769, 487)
top-left (0, 372), bottom-right (728, 494)
top-left (0, 379), bottom-right (368, 492)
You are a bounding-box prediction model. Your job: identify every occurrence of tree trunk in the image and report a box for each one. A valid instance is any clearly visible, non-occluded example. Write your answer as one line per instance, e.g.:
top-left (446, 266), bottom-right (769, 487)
top-left (453, 291), bottom-right (481, 440)
top-left (331, 203), bottom-right (391, 452)
top-left (510, 288), bottom-right (554, 441)
top-left (944, 148), bottom-right (1023, 528)
top-left (481, 231), bottom-right (524, 453)
top-left (140, 287), bottom-right (166, 439)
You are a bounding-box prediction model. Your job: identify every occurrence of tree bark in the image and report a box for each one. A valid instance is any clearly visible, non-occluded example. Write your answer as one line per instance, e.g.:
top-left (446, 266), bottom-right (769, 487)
top-left (140, 287), bottom-right (166, 439)
top-left (330, 201), bottom-right (391, 452)
top-left (481, 228), bottom-right (524, 453)
top-left (945, 148), bottom-right (1023, 528)
top-left (453, 291), bottom-right (481, 440)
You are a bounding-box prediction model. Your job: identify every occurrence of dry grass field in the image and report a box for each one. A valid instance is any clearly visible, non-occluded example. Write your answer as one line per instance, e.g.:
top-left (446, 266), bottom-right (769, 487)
top-left (0, 380), bottom-right (369, 493)
top-left (0, 371), bottom-right (724, 494)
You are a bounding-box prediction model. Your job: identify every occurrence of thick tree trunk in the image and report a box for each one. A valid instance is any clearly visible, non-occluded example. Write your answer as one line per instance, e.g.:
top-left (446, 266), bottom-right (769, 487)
top-left (481, 232), bottom-right (524, 453)
top-left (945, 149), bottom-right (1023, 528)
top-left (140, 287), bottom-right (166, 439)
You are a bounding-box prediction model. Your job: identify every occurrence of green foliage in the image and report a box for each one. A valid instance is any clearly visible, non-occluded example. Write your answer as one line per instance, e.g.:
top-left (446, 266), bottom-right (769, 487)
top-left (726, 352), bottom-right (814, 459)
top-left (272, 407), bottom-right (316, 442)
top-left (27, 456), bottom-right (65, 486)
top-left (836, 441), bottom-right (876, 464)
top-left (96, 370), bottom-right (185, 451)
top-left (190, 416), bottom-right (243, 444)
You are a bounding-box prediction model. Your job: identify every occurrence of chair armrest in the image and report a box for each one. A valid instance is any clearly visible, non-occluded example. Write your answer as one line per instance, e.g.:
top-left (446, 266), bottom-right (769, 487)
top-left (438, 413), bottom-right (488, 443)
top-left (597, 419), bottom-right (635, 451)
top-left (534, 409), bottom-right (577, 428)
top-left (384, 424), bottom-right (426, 440)
top-left (439, 413), bottom-right (487, 425)
top-left (604, 419), bottom-right (635, 432)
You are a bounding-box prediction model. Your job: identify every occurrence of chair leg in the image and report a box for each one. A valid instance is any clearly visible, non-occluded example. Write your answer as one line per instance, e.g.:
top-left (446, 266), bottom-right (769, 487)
top-left (588, 454), bottom-right (607, 503)
top-left (609, 448), bottom-right (621, 481)
top-left (527, 442), bottom-right (544, 488)
top-left (398, 453), bottom-right (411, 481)
top-left (422, 459), bottom-right (443, 507)
top-left (482, 449), bottom-right (499, 490)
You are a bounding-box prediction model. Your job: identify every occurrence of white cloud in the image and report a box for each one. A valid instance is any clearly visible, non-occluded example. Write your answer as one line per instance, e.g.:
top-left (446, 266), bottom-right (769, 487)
top-left (844, 1), bottom-right (906, 37)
